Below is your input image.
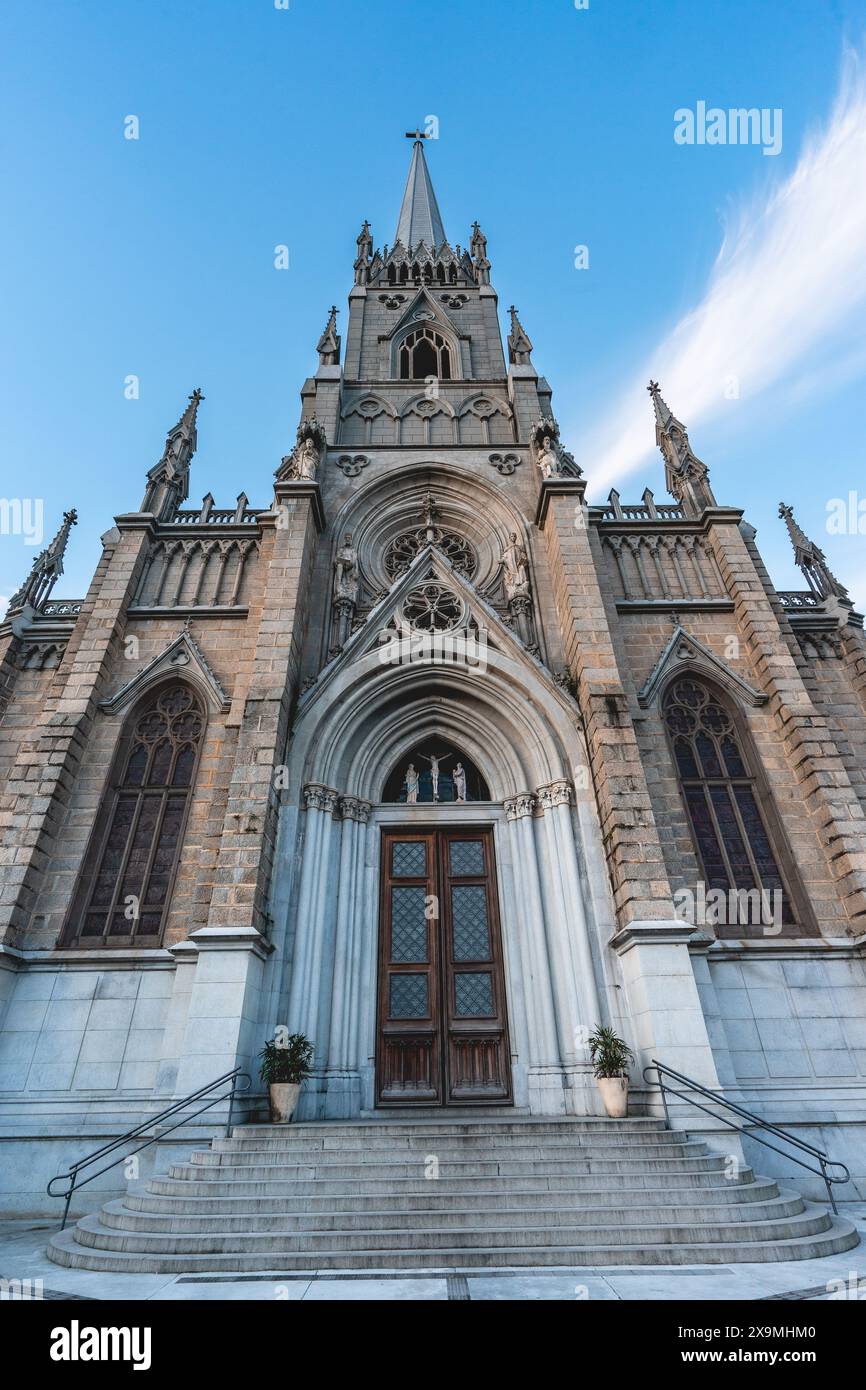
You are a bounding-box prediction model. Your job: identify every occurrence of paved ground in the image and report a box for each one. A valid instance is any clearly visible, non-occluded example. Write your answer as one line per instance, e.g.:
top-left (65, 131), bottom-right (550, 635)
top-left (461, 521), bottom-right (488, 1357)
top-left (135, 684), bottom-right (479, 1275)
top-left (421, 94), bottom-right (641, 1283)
top-left (2, 1204), bottom-right (865, 1301)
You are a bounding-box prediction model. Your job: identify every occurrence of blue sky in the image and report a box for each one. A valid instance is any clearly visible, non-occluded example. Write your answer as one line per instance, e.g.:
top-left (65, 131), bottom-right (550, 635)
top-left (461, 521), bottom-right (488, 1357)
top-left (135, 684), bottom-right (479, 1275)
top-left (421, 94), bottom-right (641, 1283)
top-left (1, 0), bottom-right (865, 605)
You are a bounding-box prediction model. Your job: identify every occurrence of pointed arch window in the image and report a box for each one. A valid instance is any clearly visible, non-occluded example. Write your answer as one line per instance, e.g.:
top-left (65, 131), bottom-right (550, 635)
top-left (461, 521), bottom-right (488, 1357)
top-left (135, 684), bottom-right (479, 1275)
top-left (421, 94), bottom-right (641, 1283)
top-left (398, 327), bottom-right (453, 381)
top-left (663, 678), bottom-right (800, 934)
top-left (64, 684), bottom-right (205, 946)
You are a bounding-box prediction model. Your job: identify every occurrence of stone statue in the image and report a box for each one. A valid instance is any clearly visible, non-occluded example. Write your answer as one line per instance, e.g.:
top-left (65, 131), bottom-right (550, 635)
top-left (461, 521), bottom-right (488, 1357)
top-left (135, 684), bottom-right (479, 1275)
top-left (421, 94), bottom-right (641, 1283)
top-left (537, 435), bottom-right (561, 479)
top-left (502, 532), bottom-right (530, 599)
top-left (404, 763), bottom-right (420, 804)
top-left (418, 751), bottom-right (453, 801)
top-left (354, 221), bottom-right (373, 286)
top-left (333, 533), bottom-right (359, 604)
top-left (296, 435), bottom-right (320, 481)
top-left (452, 762), bottom-right (467, 803)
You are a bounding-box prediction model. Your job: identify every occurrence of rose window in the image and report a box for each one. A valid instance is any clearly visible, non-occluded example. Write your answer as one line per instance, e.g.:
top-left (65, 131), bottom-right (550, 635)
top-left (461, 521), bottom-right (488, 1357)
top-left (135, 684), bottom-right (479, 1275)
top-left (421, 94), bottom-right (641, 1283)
top-left (384, 529), bottom-right (476, 580)
top-left (402, 582), bottom-right (464, 632)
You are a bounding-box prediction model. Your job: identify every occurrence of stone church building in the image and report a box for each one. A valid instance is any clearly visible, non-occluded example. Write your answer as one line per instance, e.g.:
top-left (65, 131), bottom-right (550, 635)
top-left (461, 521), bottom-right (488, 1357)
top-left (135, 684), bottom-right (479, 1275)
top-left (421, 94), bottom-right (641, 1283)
top-left (2, 138), bottom-right (866, 1223)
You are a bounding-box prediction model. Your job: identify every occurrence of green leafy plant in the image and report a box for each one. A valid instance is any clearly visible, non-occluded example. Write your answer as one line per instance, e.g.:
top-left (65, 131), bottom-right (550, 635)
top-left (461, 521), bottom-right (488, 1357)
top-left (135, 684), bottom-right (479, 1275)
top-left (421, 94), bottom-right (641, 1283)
top-left (588, 1024), bottom-right (634, 1080)
top-left (258, 1033), bottom-right (314, 1086)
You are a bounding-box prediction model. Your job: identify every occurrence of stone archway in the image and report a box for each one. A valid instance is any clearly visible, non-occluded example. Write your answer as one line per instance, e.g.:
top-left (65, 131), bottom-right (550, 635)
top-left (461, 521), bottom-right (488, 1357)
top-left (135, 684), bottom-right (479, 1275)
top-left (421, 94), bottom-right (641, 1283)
top-left (267, 644), bottom-right (615, 1119)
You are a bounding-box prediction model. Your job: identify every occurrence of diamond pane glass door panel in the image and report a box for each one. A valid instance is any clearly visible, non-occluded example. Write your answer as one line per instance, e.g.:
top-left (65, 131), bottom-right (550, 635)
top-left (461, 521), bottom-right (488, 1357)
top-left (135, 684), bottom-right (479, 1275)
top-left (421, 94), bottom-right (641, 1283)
top-left (390, 887), bottom-right (429, 962)
top-left (449, 839), bottom-right (485, 876)
top-left (377, 828), bottom-right (511, 1106)
top-left (451, 885), bottom-right (491, 961)
top-left (389, 974), bottom-right (429, 1018)
top-left (454, 971), bottom-right (495, 1017)
top-left (392, 841), bottom-right (427, 877)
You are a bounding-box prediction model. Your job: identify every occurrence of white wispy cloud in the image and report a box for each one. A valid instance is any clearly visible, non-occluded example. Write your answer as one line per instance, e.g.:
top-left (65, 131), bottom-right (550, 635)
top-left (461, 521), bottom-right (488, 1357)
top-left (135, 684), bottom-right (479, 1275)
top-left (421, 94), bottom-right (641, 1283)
top-left (587, 42), bottom-right (866, 495)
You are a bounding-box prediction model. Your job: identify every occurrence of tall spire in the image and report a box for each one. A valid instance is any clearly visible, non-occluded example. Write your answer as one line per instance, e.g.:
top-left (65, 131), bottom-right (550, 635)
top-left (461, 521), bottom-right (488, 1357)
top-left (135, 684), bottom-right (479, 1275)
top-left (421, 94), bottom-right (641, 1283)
top-left (141, 388), bottom-right (204, 519)
top-left (778, 502), bottom-right (848, 600)
top-left (8, 508), bottom-right (78, 612)
top-left (647, 380), bottom-right (716, 516)
top-left (395, 135), bottom-right (447, 251)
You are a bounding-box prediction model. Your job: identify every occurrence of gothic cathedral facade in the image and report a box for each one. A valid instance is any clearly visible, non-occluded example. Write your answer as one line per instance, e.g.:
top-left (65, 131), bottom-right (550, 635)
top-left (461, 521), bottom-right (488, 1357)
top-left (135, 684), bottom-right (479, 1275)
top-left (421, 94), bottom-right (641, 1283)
top-left (2, 140), bottom-right (866, 1209)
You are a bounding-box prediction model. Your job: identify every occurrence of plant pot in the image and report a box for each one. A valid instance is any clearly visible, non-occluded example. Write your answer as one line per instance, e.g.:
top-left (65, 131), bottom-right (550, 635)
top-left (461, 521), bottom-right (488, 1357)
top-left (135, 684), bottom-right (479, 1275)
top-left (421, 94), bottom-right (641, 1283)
top-left (596, 1075), bottom-right (628, 1118)
top-left (268, 1082), bottom-right (301, 1124)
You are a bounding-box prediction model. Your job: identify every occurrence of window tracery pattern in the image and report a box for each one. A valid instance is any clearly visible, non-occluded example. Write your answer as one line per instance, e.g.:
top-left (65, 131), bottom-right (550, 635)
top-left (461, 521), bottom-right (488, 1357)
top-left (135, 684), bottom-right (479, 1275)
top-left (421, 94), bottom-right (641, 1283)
top-left (384, 529), bottom-right (476, 580)
top-left (663, 678), bottom-right (795, 930)
top-left (402, 582), bottom-right (464, 632)
top-left (398, 328), bottom-right (453, 380)
top-left (65, 685), bottom-right (205, 945)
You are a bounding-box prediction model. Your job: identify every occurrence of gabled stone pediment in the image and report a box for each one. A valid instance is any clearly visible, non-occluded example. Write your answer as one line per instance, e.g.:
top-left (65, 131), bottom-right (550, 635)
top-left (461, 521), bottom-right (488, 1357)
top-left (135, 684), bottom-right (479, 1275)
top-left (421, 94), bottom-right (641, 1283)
top-left (637, 625), bottom-right (767, 709)
top-left (387, 287), bottom-right (462, 340)
top-left (298, 544), bottom-right (566, 717)
top-left (99, 628), bottom-right (230, 715)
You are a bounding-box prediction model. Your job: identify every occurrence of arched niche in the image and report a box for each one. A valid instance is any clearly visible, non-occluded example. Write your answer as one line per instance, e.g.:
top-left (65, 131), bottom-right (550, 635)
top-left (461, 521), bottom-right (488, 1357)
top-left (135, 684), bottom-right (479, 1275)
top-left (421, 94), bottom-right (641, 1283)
top-left (381, 737), bottom-right (490, 803)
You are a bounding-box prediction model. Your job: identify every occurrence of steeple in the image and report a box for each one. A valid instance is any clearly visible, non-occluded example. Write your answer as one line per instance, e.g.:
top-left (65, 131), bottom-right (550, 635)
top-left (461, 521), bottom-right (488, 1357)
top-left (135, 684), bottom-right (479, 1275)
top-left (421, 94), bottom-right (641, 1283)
top-left (647, 380), bottom-right (716, 516)
top-left (8, 508), bottom-right (78, 612)
top-left (778, 502), bottom-right (849, 600)
top-left (395, 136), bottom-right (447, 252)
top-left (141, 388), bottom-right (204, 519)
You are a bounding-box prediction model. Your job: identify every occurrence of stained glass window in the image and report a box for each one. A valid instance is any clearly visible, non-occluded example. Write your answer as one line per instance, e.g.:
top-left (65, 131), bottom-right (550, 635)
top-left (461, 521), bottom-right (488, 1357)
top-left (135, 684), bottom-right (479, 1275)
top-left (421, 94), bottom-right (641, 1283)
top-left (663, 679), bottom-right (796, 931)
top-left (66, 684), bottom-right (205, 946)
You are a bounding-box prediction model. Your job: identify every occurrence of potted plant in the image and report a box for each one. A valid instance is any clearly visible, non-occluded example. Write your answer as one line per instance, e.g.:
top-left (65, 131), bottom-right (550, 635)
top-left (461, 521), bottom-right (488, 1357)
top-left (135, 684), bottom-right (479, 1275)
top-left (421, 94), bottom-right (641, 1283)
top-left (588, 1024), bottom-right (634, 1118)
top-left (258, 1033), bottom-right (314, 1124)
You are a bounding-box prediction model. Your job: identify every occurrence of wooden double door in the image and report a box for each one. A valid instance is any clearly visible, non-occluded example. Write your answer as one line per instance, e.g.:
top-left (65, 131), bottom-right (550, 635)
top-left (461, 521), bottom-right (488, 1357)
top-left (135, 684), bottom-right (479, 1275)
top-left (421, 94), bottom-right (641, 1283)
top-left (377, 828), bottom-right (512, 1105)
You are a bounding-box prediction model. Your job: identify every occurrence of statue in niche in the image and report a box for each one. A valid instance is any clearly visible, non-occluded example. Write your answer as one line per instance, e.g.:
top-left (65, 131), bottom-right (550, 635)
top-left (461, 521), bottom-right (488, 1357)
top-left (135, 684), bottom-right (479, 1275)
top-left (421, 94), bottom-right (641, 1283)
top-left (537, 434), bottom-right (561, 479)
top-left (404, 763), bottom-right (420, 804)
top-left (333, 533), bottom-right (359, 603)
top-left (452, 762), bottom-right (467, 803)
top-left (501, 533), bottom-right (539, 655)
top-left (296, 434), bottom-right (320, 481)
top-left (502, 531), bottom-right (530, 600)
top-left (329, 532), bottom-right (360, 655)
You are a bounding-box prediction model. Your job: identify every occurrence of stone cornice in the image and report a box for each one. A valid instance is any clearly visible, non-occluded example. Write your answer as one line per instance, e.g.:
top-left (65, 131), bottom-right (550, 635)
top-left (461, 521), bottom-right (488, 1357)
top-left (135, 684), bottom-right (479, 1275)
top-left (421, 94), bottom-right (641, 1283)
top-left (534, 476), bottom-right (587, 529)
top-left (272, 480), bottom-right (326, 533)
top-left (609, 920), bottom-right (698, 955)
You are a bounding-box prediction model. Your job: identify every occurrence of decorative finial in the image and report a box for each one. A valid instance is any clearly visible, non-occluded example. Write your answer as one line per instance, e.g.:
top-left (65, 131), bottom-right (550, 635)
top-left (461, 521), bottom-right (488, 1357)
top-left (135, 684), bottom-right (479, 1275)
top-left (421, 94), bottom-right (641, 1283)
top-left (316, 306), bottom-right (341, 367)
top-left (647, 382), bottom-right (715, 516)
top-left (8, 508), bottom-right (78, 612)
top-left (778, 501), bottom-right (848, 601)
top-left (507, 305), bottom-right (533, 366)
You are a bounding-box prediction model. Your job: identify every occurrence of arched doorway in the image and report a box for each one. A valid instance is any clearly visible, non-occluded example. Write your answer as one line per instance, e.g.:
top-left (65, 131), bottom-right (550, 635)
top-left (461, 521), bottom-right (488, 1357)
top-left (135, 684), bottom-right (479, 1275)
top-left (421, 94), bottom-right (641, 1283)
top-left (377, 744), bottom-right (510, 1104)
top-left (274, 637), bottom-right (607, 1120)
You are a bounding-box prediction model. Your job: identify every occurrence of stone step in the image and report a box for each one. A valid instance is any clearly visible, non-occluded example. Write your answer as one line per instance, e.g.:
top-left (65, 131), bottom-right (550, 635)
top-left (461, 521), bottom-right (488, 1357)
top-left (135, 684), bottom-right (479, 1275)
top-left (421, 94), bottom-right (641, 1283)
top-left (129, 1175), bottom-right (781, 1214)
top-left (233, 1112), bottom-right (667, 1134)
top-left (68, 1206), bottom-right (834, 1255)
top-left (48, 1118), bottom-right (858, 1275)
top-left (47, 1217), bottom-right (860, 1273)
top-left (147, 1165), bottom-right (757, 1198)
top-left (198, 1139), bottom-right (707, 1165)
top-left (167, 1153), bottom-right (725, 1182)
top-left (101, 1192), bottom-right (806, 1234)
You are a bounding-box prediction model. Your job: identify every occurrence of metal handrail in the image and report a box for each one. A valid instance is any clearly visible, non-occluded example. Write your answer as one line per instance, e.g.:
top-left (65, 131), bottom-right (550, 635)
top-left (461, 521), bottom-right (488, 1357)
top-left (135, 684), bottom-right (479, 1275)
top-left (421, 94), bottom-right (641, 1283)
top-left (643, 1059), bottom-right (851, 1213)
top-left (47, 1066), bottom-right (251, 1229)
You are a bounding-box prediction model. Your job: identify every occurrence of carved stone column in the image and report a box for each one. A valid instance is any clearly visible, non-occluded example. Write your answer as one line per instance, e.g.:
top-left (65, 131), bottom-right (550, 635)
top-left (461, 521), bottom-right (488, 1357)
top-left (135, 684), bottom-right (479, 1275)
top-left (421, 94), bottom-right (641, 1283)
top-left (535, 780), bottom-right (601, 1066)
top-left (327, 796), bottom-right (372, 1109)
top-left (285, 784), bottom-right (341, 1059)
top-left (503, 794), bottom-right (561, 1101)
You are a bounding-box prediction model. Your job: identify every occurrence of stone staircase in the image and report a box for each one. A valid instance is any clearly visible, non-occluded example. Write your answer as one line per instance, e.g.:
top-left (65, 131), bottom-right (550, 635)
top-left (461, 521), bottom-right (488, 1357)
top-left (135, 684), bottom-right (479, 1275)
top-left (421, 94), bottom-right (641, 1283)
top-left (47, 1117), bottom-right (859, 1273)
